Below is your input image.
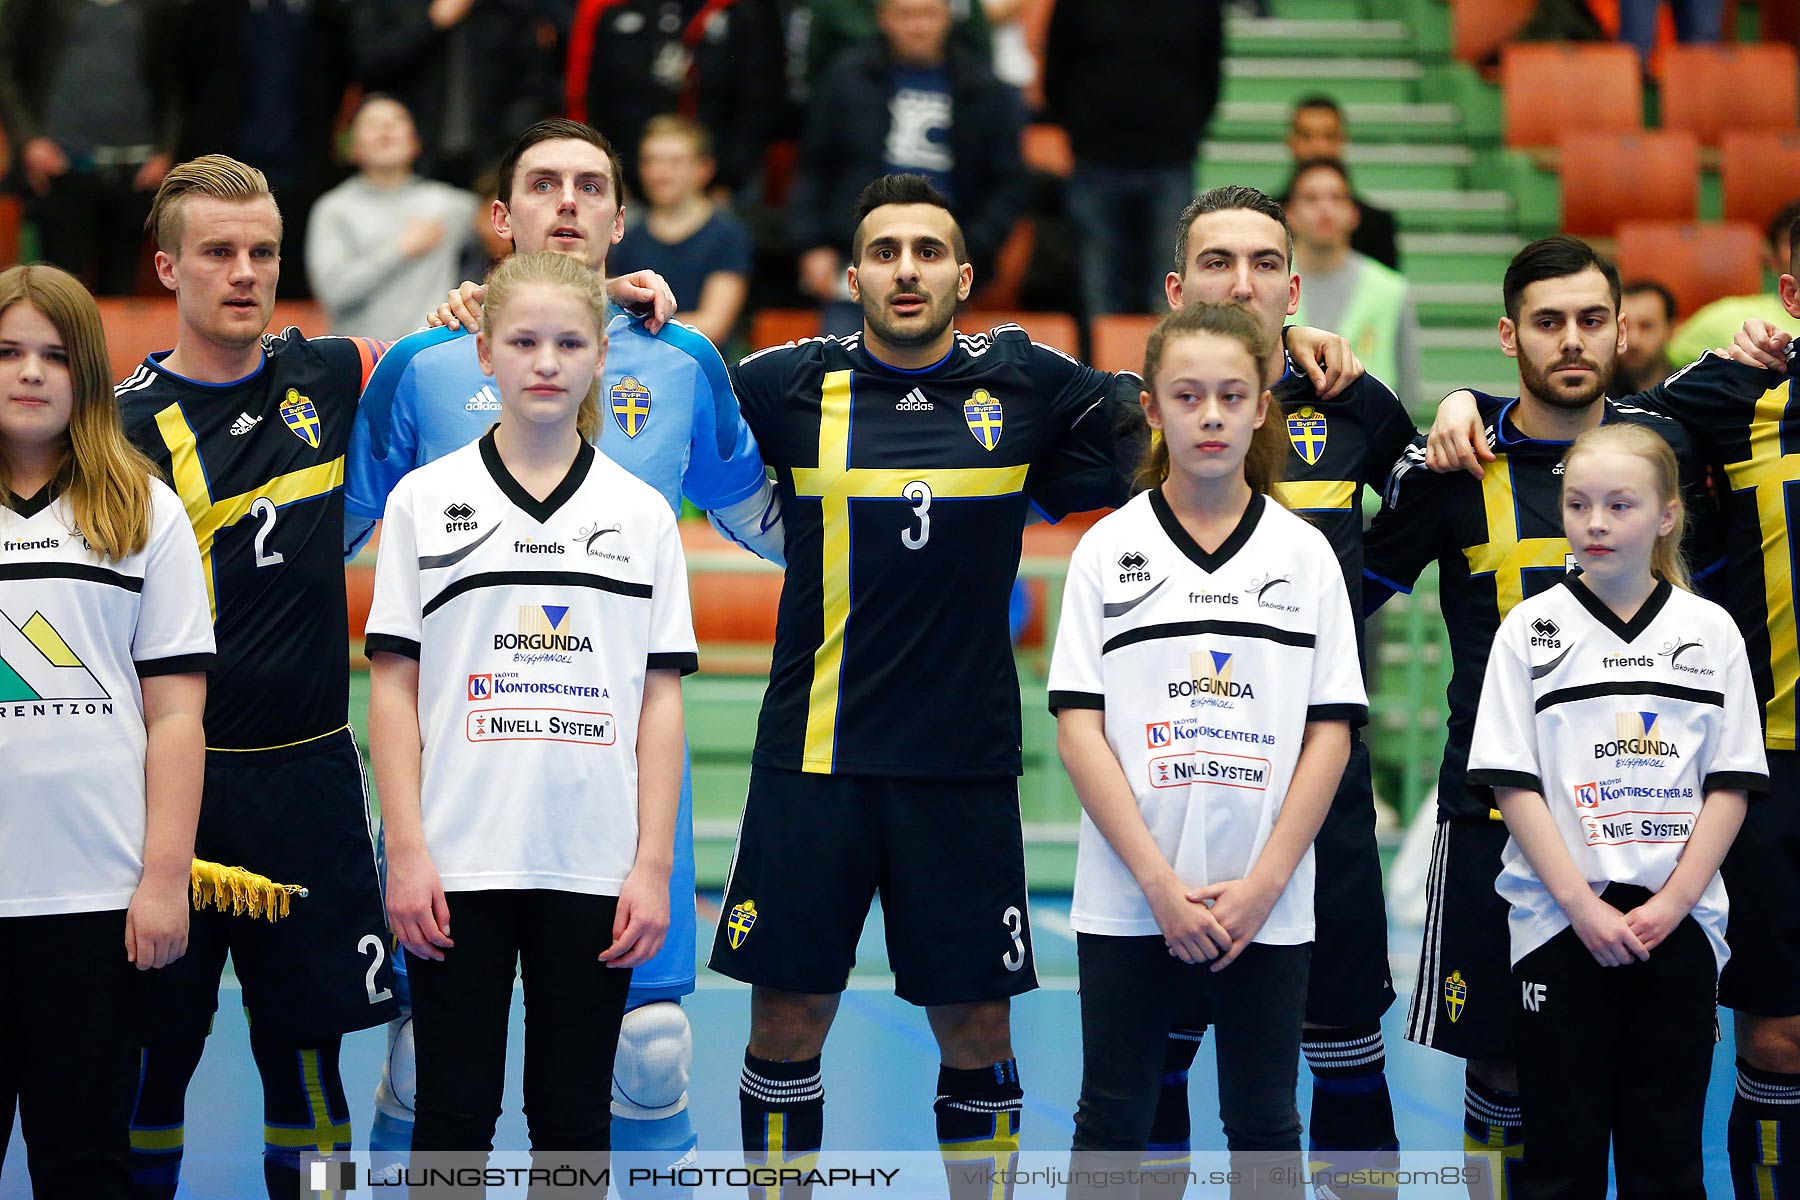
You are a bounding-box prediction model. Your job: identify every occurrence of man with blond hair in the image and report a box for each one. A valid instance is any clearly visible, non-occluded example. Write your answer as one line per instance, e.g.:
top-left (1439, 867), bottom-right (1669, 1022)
top-left (115, 153), bottom-right (395, 1200)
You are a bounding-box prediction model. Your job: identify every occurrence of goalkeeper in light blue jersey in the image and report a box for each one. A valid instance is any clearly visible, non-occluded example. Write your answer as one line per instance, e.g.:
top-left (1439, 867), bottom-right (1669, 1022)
top-left (345, 118), bottom-right (781, 1182)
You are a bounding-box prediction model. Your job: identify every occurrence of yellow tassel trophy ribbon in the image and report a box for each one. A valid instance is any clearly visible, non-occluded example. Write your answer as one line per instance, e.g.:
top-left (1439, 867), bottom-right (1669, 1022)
top-left (190, 859), bottom-right (309, 922)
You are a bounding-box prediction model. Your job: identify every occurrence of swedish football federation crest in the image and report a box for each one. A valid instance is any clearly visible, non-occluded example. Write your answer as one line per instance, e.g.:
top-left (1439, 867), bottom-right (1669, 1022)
top-left (611, 376), bottom-right (653, 438)
top-left (1443, 969), bottom-right (1468, 1023)
top-left (726, 899), bottom-right (758, 949)
top-left (963, 389), bottom-right (1003, 451)
top-left (1286, 406), bottom-right (1327, 466)
top-left (279, 388), bottom-right (321, 449)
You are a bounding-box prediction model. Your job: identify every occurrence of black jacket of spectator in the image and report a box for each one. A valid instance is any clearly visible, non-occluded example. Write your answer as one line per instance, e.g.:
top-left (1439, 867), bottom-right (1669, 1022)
top-left (353, 0), bottom-right (557, 187)
top-left (1353, 198), bottom-right (1400, 270)
top-left (0, 0), bottom-right (183, 167)
top-left (788, 38), bottom-right (1026, 277)
top-left (1043, 0), bottom-right (1221, 168)
top-left (562, 0), bottom-right (780, 199)
top-left (175, 0), bottom-right (351, 191)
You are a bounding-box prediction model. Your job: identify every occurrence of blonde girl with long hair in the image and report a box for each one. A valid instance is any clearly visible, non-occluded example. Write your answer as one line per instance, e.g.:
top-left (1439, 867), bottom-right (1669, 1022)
top-left (0, 265), bottom-right (210, 1199)
top-left (1467, 421), bottom-right (1764, 1198)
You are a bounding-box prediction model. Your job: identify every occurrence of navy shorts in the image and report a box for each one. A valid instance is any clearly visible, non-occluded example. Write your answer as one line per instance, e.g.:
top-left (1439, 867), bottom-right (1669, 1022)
top-left (1719, 749), bottom-right (1800, 1017)
top-left (708, 766), bottom-right (1037, 1006)
top-left (1404, 817), bottom-right (1515, 1063)
top-left (136, 728), bottom-right (398, 1043)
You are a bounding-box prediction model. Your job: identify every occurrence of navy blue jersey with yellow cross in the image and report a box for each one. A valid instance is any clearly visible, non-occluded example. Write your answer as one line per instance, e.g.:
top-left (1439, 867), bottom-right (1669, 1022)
top-left (1363, 389), bottom-right (1716, 821)
top-left (1268, 359), bottom-right (1416, 663)
top-left (116, 328), bottom-right (382, 750)
top-left (732, 325), bottom-right (1132, 777)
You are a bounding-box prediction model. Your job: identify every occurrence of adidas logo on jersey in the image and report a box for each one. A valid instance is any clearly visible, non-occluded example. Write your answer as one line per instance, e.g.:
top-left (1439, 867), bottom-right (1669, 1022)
top-left (466, 388), bottom-right (502, 412)
top-left (895, 388), bottom-right (933, 412)
top-left (229, 412), bottom-right (262, 436)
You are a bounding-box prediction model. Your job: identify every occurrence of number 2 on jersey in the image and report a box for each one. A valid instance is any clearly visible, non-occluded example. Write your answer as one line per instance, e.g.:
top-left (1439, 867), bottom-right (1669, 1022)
top-left (250, 496), bottom-right (285, 568)
top-left (902, 480), bottom-right (932, 550)
top-left (359, 933), bottom-right (394, 1005)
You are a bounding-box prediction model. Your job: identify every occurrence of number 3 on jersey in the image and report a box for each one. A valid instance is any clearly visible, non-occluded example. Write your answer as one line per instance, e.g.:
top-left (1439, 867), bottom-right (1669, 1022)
top-left (902, 480), bottom-right (932, 550)
top-left (250, 496), bottom-right (284, 568)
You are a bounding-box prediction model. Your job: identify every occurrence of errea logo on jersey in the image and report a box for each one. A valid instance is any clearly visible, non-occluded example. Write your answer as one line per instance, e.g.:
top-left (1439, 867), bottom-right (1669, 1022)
top-left (444, 502), bottom-right (477, 532)
top-left (1118, 550), bottom-right (1151, 582)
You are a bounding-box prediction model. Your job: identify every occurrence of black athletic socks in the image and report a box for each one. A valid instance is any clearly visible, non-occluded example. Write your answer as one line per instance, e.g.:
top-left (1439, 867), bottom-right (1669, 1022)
top-left (249, 1029), bottom-right (350, 1200)
top-left (127, 1036), bottom-right (207, 1200)
top-left (1731, 1059), bottom-right (1799, 1200)
top-left (936, 1059), bottom-right (1023, 1200)
top-left (1303, 1024), bottom-right (1400, 1199)
top-left (1462, 1075), bottom-right (1523, 1200)
top-left (741, 1051), bottom-right (825, 1200)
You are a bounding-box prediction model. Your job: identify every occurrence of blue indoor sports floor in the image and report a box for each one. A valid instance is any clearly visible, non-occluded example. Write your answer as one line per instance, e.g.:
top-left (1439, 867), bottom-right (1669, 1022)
top-left (1, 895), bottom-right (1740, 1196)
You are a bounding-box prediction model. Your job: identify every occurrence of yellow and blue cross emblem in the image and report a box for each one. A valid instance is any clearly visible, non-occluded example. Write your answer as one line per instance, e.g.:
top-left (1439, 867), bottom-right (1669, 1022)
top-left (279, 388), bottom-right (321, 449)
top-left (1443, 969), bottom-right (1468, 1023)
top-left (1286, 405), bottom-right (1327, 466)
top-left (963, 389), bottom-right (1004, 451)
top-left (610, 376), bottom-right (653, 438)
top-left (726, 899), bottom-right (758, 949)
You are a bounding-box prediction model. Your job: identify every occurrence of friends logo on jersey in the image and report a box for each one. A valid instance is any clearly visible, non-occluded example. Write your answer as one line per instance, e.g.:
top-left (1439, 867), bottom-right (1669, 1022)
top-left (494, 605), bottom-right (593, 662)
top-left (0, 609), bottom-right (114, 716)
top-left (1170, 649), bottom-right (1256, 709)
top-left (963, 388), bottom-right (1003, 451)
top-left (1657, 635), bottom-right (1716, 677)
top-left (466, 706), bottom-right (615, 745)
top-left (610, 376), bottom-right (653, 438)
top-left (1593, 710), bottom-right (1681, 764)
top-left (1286, 406), bottom-right (1327, 466)
top-left (1148, 749), bottom-right (1271, 790)
top-left (1245, 574), bottom-right (1300, 613)
top-left (279, 388), bottom-right (321, 448)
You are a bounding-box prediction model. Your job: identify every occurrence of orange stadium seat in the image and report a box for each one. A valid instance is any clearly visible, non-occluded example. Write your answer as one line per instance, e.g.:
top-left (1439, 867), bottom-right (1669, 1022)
top-left (966, 309), bottom-right (1080, 355)
top-left (748, 307), bottom-right (819, 353)
top-left (1721, 130), bottom-right (1800, 230)
top-left (1616, 221), bottom-right (1764, 316)
top-left (98, 298), bottom-right (328, 382)
top-left (1557, 130), bottom-right (1699, 236)
top-left (1661, 43), bottom-right (1799, 145)
top-left (1503, 44), bottom-right (1642, 148)
top-left (1091, 314), bottom-right (1158, 375)
top-left (1453, 0), bottom-right (1534, 65)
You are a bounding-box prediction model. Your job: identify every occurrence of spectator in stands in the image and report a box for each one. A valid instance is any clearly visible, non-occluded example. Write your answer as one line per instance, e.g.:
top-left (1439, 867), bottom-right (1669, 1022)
top-left (353, 0), bottom-right (556, 189)
top-left (562, 0), bottom-right (780, 200)
top-left (980, 0), bottom-right (1034, 98)
top-left (1044, 0), bottom-right (1220, 316)
top-left (1285, 95), bottom-right (1399, 270)
top-left (799, 0), bottom-right (990, 91)
top-left (1620, 0), bottom-right (1723, 66)
top-left (1612, 280), bottom-right (1678, 397)
top-left (0, 0), bottom-right (181, 296)
top-left (305, 96), bottom-right (479, 341)
top-left (173, 0), bottom-right (354, 301)
top-left (788, 0), bottom-right (1025, 328)
top-left (612, 116), bottom-right (751, 348)
top-left (1286, 157), bottom-right (1422, 410)
top-left (1668, 199), bottom-right (1800, 364)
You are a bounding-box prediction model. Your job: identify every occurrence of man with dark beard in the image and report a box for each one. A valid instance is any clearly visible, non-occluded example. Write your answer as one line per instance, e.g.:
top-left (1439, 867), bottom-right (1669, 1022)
top-left (1358, 235), bottom-right (1751, 1200)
